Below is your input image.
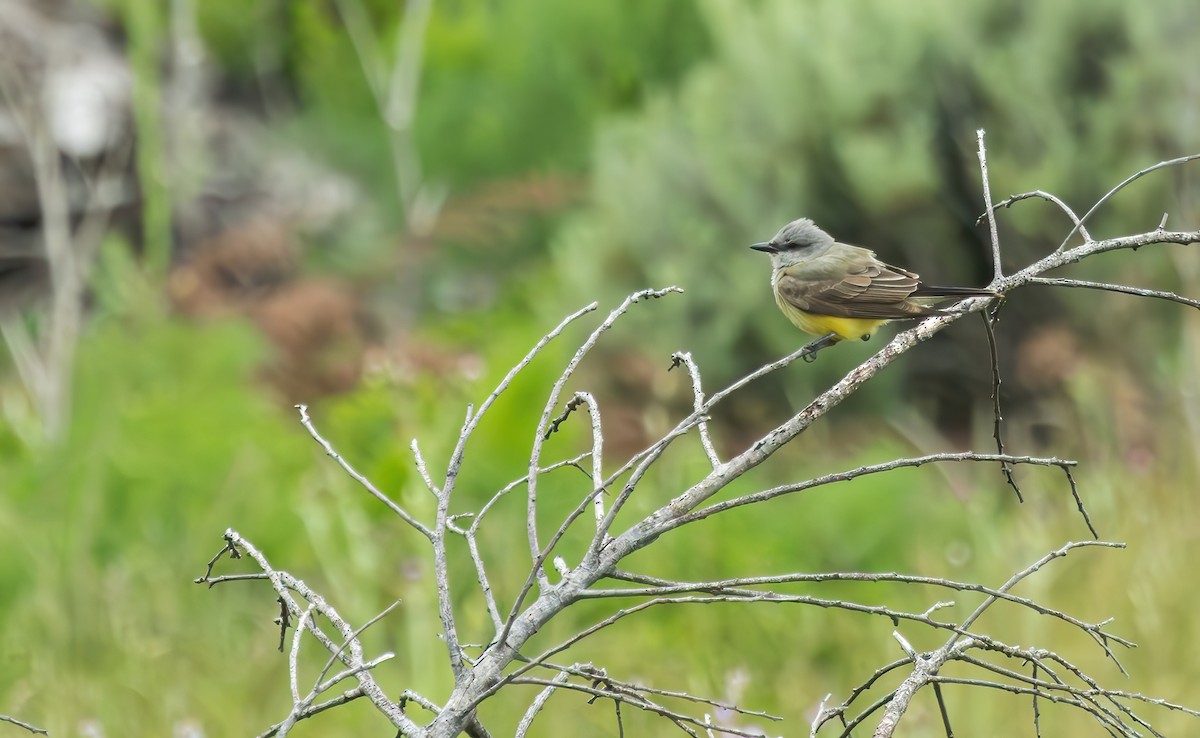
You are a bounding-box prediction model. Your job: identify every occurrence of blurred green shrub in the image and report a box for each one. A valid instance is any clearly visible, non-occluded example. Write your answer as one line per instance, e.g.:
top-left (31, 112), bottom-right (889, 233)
top-left (193, 0), bottom-right (711, 191)
top-left (551, 0), bottom-right (1200, 391)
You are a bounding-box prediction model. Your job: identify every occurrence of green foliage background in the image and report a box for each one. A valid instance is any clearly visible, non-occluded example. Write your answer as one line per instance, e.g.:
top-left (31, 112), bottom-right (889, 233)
top-left (2, 0), bottom-right (1199, 735)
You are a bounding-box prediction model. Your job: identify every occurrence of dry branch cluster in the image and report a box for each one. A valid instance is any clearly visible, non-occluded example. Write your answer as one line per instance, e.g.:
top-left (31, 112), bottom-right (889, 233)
top-left (196, 140), bottom-right (1200, 737)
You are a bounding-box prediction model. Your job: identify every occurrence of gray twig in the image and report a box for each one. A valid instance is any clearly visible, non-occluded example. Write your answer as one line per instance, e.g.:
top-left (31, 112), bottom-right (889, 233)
top-left (296, 404), bottom-right (433, 539)
top-left (981, 307), bottom-right (1023, 502)
top-left (498, 288), bottom-right (682, 650)
top-left (514, 671), bottom-right (570, 738)
top-left (1054, 153), bottom-right (1200, 252)
top-left (0, 715), bottom-right (47, 736)
top-left (196, 529), bottom-right (419, 735)
top-left (977, 130), bottom-right (1004, 280)
top-left (1029, 277), bottom-right (1200, 310)
top-left (669, 351), bottom-right (720, 468)
top-left (980, 190), bottom-right (1092, 242)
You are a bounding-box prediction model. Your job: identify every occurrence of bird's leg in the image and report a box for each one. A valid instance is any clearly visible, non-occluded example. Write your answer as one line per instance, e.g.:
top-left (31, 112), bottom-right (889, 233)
top-left (801, 332), bottom-right (839, 363)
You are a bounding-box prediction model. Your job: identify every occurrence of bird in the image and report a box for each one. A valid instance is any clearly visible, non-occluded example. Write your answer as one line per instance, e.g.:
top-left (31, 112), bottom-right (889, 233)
top-left (750, 218), bottom-right (998, 354)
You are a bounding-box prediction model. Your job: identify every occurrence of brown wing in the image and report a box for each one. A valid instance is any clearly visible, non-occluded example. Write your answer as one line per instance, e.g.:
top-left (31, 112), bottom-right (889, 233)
top-left (776, 262), bottom-right (936, 319)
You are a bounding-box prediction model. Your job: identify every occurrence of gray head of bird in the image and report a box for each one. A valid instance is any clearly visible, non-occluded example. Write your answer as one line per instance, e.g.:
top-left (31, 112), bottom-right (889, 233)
top-left (749, 217), bottom-right (836, 269)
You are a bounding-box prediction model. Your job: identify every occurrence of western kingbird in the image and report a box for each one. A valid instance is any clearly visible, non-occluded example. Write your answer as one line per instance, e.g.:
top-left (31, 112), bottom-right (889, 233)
top-left (751, 218), bottom-right (997, 347)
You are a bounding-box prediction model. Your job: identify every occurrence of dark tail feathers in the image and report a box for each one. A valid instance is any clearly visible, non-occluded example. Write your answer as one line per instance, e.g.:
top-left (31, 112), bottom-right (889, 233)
top-left (913, 285), bottom-right (1001, 299)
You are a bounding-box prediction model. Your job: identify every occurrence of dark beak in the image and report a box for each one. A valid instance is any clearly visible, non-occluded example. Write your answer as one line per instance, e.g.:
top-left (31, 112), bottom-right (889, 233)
top-left (749, 242), bottom-right (777, 253)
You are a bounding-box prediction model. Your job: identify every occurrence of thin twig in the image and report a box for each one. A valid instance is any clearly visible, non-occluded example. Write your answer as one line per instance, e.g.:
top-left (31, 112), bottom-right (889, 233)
top-left (1029, 277), bottom-right (1200, 310)
top-left (977, 129), bottom-right (1004, 280)
top-left (537, 661), bottom-right (781, 721)
top-left (296, 405), bottom-right (433, 540)
top-left (410, 438), bottom-right (441, 496)
top-left (596, 567), bottom-right (1132, 651)
top-left (659, 452), bottom-right (1072, 533)
top-left (514, 671), bottom-right (570, 737)
top-left (313, 599), bottom-right (403, 692)
top-left (932, 681), bottom-right (954, 738)
top-left (199, 530), bottom-right (418, 734)
top-left (0, 715), bottom-right (48, 736)
top-left (526, 287), bottom-right (680, 580)
top-left (669, 352), bottom-right (720, 468)
top-left (1055, 153), bottom-right (1200, 252)
top-left (980, 190), bottom-right (1092, 242)
top-left (574, 393), bottom-right (608, 531)
top-left (255, 688), bottom-right (367, 738)
top-left (434, 303), bottom-right (601, 679)
top-left (976, 543), bottom-right (1106, 635)
top-left (451, 454), bottom-right (591, 632)
top-left (955, 653), bottom-right (1148, 733)
top-left (289, 606), bottom-right (315, 705)
top-left (864, 541), bottom-right (1131, 738)
top-left (811, 658), bottom-right (912, 735)
top-left (1062, 466), bottom-right (1099, 539)
top-left (500, 289), bottom-right (682, 647)
top-left (1032, 663), bottom-right (1043, 738)
top-left (981, 307), bottom-right (1023, 501)
top-left (507, 677), bottom-right (770, 738)
top-left (432, 409), bottom-right (470, 678)
top-left (474, 594), bottom-right (991, 712)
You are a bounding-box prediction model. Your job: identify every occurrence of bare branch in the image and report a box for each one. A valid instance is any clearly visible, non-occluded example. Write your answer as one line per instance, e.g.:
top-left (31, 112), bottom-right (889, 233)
top-left (955, 541), bottom-right (1113, 640)
top-left (447, 455), bottom-right (592, 633)
top-left (288, 606), bottom-right (315, 705)
top-left (860, 542), bottom-right (1132, 738)
top-left (657, 452), bottom-right (1077, 533)
top-left (479, 595), bottom-right (985, 711)
top-left (410, 438), bottom-right (441, 496)
top-left (594, 567), bottom-right (1133, 651)
top-left (1054, 153), bottom-right (1200, 252)
top-left (527, 287), bottom-right (680, 569)
top-left (431, 304), bottom-right (604, 683)
top-left (872, 637), bottom-right (974, 738)
top-left (255, 688), bottom-right (367, 738)
top-left (981, 309), bottom-right (1023, 502)
top-left (538, 661), bottom-right (782, 722)
top-left (507, 676), bottom-right (771, 738)
top-left (0, 715), bottom-right (47, 736)
top-left (313, 599), bottom-right (403, 693)
top-left (195, 530), bottom-right (419, 735)
top-left (499, 288), bottom-right (682, 644)
top-left (296, 405), bottom-right (433, 540)
top-left (976, 129), bottom-right (1004, 280)
top-left (979, 190), bottom-right (1092, 242)
top-left (1029, 277), bottom-right (1200, 310)
top-left (514, 671), bottom-right (570, 738)
top-left (1062, 466), bottom-right (1099, 539)
top-left (574, 392), bottom-right (608, 530)
top-left (669, 352), bottom-right (720, 468)
top-left (811, 658), bottom-right (912, 735)
top-left (210, 146), bottom-right (1200, 737)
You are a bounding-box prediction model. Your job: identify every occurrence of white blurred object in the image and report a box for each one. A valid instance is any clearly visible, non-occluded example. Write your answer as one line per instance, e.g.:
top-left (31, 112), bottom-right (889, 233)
top-left (0, 0), bottom-right (131, 157)
top-left (44, 46), bottom-right (130, 158)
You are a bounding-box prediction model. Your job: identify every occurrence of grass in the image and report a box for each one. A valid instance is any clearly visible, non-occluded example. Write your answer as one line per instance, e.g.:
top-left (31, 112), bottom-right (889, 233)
top-left (1, 308), bottom-right (1197, 736)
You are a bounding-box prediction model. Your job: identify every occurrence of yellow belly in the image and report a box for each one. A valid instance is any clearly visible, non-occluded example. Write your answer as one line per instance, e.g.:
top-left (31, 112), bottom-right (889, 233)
top-left (776, 299), bottom-right (889, 342)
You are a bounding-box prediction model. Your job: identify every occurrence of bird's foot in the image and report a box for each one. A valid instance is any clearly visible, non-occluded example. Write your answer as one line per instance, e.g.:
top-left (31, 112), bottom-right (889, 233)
top-left (801, 333), bottom-right (839, 363)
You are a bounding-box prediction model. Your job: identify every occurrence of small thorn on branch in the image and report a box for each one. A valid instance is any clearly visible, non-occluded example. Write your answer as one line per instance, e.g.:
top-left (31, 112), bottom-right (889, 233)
top-left (194, 532), bottom-right (243, 585)
top-left (276, 596), bottom-right (292, 653)
top-left (544, 395), bottom-right (587, 440)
